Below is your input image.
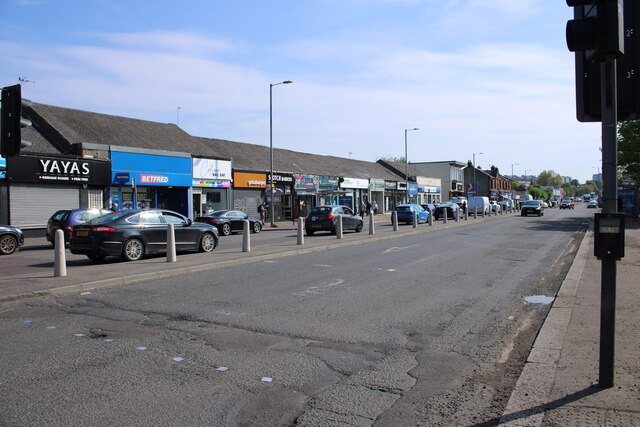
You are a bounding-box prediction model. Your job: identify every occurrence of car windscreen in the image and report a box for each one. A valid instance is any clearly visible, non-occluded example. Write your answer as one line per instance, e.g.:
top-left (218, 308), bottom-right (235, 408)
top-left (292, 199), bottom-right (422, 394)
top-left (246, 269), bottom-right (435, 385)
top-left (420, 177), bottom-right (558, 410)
top-left (523, 201), bottom-right (541, 207)
top-left (309, 207), bottom-right (333, 215)
top-left (90, 212), bottom-right (131, 224)
top-left (396, 206), bottom-right (412, 212)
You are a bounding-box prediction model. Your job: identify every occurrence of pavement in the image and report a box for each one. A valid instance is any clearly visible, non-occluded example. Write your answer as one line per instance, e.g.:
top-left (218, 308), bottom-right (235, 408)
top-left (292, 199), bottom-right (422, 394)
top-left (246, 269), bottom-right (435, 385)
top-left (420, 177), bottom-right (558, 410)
top-left (1, 211), bottom-right (639, 426)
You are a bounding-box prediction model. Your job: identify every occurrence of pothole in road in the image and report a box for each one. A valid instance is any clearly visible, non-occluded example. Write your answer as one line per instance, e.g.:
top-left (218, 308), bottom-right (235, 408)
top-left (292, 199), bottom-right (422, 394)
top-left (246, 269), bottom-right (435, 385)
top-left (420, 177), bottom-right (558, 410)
top-left (524, 295), bottom-right (555, 304)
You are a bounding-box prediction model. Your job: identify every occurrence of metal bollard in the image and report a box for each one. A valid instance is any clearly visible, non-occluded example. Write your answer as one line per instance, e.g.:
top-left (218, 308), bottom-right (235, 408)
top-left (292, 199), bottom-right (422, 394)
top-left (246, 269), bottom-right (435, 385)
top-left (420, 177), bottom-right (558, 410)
top-left (167, 223), bottom-right (177, 262)
top-left (482, 207), bottom-right (485, 218)
top-left (242, 220), bottom-right (251, 252)
top-left (464, 208), bottom-right (468, 221)
top-left (413, 211), bottom-right (418, 228)
top-left (474, 207), bottom-right (478, 219)
top-left (369, 213), bottom-right (375, 235)
top-left (429, 211), bottom-right (433, 226)
top-left (455, 209), bottom-right (459, 222)
top-left (392, 211), bottom-right (398, 231)
top-left (500, 205), bottom-right (504, 215)
top-left (336, 215), bottom-right (344, 239)
top-left (443, 210), bottom-right (448, 224)
top-left (297, 217), bottom-right (304, 245)
top-left (54, 229), bottom-right (67, 277)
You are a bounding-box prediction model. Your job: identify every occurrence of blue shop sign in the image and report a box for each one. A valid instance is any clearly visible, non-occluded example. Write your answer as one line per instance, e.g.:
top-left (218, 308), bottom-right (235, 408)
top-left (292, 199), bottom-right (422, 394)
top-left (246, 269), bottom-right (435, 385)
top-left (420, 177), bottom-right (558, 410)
top-left (408, 183), bottom-right (419, 195)
top-left (111, 151), bottom-right (191, 187)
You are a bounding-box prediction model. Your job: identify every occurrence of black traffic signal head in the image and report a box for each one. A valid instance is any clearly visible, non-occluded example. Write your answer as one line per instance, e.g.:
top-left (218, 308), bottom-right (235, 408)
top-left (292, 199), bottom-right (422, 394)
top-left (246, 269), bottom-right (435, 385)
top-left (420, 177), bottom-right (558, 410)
top-left (566, 0), bottom-right (624, 62)
top-left (1, 84), bottom-right (32, 156)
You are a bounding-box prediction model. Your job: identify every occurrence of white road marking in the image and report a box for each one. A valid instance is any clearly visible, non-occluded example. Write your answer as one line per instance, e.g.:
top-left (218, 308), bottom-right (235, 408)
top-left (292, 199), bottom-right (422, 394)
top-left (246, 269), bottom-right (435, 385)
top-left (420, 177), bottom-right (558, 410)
top-left (382, 244), bottom-right (419, 254)
top-left (292, 279), bottom-right (345, 297)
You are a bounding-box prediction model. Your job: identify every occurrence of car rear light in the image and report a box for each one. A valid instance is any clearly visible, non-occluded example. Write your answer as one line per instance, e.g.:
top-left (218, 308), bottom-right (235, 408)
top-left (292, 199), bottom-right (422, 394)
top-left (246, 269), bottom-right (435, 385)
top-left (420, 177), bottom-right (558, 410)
top-left (91, 226), bottom-right (115, 232)
top-left (64, 225), bottom-right (73, 231)
top-left (327, 215), bottom-right (334, 219)
top-left (305, 216), bottom-right (310, 220)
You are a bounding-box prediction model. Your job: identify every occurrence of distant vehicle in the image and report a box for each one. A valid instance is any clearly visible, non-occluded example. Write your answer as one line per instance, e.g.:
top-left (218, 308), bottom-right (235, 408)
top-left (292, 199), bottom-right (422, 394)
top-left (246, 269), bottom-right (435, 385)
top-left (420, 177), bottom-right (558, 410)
top-left (395, 204), bottom-right (429, 224)
top-left (489, 201), bottom-right (500, 213)
top-left (587, 200), bottom-right (598, 208)
top-left (70, 209), bottom-right (219, 261)
top-left (542, 201), bottom-right (549, 208)
top-left (0, 225), bottom-right (25, 255)
top-left (449, 198), bottom-right (466, 208)
top-left (498, 200), bottom-right (513, 211)
top-left (583, 195), bottom-right (591, 202)
top-left (434, 202), bottom-right (461, 220)
top-left (467, 196), bottom-right (491, 215)
top-left (195, 210), bottom-right (262, 236)
top-left (521, 200), bottom-right (544, 217)
top-left (420, 204), bottom-right (436, 215)
top-left (305, 205), bottom-right (363, 236)
top-left (560, 200), bottom-right (575, 210)
top-left (47, 208), bottom-right (112, 246)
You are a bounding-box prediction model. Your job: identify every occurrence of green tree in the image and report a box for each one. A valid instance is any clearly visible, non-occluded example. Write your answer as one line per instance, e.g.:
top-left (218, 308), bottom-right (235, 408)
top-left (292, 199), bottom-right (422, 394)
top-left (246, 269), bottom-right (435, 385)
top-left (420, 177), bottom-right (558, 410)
top-left (561, 183), bottom-right (576, 197)
top-left (537, 170), bottom-right (563, 188)
top-left (571, 179), bottom-right (580, 187)
top-left (528, 186), bottom-right (548, 200)
top-left (577, 184), bottom-right (595, 196)
top-left (617, 121), bottom-right (640, 184)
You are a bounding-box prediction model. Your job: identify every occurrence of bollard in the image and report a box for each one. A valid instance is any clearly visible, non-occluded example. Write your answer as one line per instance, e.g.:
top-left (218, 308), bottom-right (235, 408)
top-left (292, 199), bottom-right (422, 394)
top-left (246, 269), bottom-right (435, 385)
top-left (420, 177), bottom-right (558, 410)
top-left (369, 212), bottom-right (375, 235)
top-left (392, 211), bottom-right (398, 231)
top-left (297, 217), bottom-right (304, 245)
top-left (54, 229), bottom-right (67, 277)
top-left (242, 220), bottom-right (251, 252)
top-left (500, 205), bottom-right (504, 215)
top-left (474, 206), bottom-right (478, 219)
top-left (482, 207), bottom-right (485, 218)
top-left (455, 208), bottom-right (459, 222)
top-left (166, 223), bottom-right (177, 262)
top-left (428, 211), bottom-right (433, 226)
top-left (336, 215), bottom-right (344, 239)
top-left (413, 211), bottom-right (418, 228)
top-left (464, 208), bottom-right (468, 221)
top-left (443, 210), bottom-right (447, 224)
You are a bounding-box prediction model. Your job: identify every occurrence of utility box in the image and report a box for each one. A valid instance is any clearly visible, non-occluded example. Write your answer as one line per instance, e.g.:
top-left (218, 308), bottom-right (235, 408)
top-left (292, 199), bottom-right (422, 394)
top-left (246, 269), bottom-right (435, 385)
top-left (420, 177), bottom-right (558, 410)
top-left (594, 213), bottom-right (625, 260)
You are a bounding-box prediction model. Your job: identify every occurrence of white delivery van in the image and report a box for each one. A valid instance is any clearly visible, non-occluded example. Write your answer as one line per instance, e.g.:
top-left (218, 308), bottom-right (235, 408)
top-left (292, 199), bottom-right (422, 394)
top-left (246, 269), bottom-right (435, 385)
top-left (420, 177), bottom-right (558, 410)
top-left (467, 196), bottom-right (490, 215)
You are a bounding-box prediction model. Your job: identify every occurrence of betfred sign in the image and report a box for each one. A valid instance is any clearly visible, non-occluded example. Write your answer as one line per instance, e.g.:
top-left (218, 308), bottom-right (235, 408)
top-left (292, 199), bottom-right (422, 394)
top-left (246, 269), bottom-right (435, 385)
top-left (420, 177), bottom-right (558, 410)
top-left (140, 174), bottom-right (169, 184)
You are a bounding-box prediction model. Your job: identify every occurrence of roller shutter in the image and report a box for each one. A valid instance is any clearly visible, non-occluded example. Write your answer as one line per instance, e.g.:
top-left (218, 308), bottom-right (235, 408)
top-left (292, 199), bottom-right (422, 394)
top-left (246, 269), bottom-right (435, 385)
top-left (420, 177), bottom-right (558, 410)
top-left (9, 184), bottom-right (80, 229)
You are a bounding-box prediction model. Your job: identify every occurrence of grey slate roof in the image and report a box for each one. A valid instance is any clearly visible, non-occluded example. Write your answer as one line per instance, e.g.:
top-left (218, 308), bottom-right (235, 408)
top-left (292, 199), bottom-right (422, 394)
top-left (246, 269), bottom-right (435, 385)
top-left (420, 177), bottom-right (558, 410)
top-left (15, 101), bottom-right (404, 182)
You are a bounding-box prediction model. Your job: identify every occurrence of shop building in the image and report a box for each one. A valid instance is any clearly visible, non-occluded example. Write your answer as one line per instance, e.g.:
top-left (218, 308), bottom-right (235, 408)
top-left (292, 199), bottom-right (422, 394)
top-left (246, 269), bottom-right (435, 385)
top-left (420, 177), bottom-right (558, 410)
top-left (232, 171), bottom-right (266, 218)
top-left (340, 177), bottom-right (369, 213)
top-left (192, 157), bottom-right (232, 217)
top-left (294, 174), bottom-right (319, 218)
top-left (268, 172), bottom-right (294, 220)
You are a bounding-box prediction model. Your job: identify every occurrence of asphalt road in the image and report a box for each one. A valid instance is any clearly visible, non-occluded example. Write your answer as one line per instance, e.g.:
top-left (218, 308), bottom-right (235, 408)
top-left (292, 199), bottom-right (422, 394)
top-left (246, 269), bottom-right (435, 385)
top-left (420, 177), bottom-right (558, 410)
top-left (0, 206), bottom-right (592, 426)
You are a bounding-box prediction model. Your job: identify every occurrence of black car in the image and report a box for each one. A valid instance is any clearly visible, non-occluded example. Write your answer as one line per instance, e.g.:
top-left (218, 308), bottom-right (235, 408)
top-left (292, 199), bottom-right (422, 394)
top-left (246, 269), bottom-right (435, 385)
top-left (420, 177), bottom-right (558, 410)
top-left (47, 208), bottom-right (112, 246)
top-left (70, 209), bottom-right (219, 261)
top-left (0, 225), bottom-right (25, 255)
top-left (305, 205), bottom-right (363, 236)
top-left (434, 202), bottom-right (460, 220)
top-left (521, 200), bottom-right (544, 216)
top-left (195, 210), bottom-right (262, 236)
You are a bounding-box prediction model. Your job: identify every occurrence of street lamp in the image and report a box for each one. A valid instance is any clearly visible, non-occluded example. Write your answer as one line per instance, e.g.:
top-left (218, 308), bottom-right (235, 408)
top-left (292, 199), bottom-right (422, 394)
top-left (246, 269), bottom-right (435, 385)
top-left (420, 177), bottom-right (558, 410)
top-left (511, 163), bottom-right (519, 178)
top-left (472, 152), bottom-right (483, 196)
top-left (269, 80), bottom-right (293, 227)
top-left (404, 128), bottom-right (419, 203)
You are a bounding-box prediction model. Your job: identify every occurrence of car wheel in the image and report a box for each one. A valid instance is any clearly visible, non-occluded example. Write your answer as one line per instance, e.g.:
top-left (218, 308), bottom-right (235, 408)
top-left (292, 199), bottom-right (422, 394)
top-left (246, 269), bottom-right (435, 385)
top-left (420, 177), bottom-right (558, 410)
top-left (221, 223), bottom-right (232, 236)
top-left (355, 221), bottom-right (363, 232)
top-left (252, 222), bottom-right (262, 233)
top-left (199, 232), bottom-right (217, 252)
top-left (87, 253), bottom-right (106, 262)
top-left (306, 229), bottom-right (314, 236)
top-left (0, 235), bottom-right (18, 255)
top-left (122, 238), bottom-right (144, 261)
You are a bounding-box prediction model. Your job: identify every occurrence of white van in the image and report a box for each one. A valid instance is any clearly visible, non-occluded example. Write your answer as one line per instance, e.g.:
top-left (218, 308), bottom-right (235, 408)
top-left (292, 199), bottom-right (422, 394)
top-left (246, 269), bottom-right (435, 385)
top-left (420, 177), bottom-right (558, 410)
top-left (467, 196), bottom-right (490, 215)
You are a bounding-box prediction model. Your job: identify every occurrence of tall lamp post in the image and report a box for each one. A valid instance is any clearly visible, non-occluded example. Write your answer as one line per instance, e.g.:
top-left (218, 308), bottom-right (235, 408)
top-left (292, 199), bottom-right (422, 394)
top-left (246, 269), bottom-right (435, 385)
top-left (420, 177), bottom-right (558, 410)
top-left (269, 80), bottom-right (293, 227)
top-left (511, 163), bottom-right (519, 178)
top-left (404, 128), bottom-right (419, 203)
top-left (472, 152), bottom-right (483, 196)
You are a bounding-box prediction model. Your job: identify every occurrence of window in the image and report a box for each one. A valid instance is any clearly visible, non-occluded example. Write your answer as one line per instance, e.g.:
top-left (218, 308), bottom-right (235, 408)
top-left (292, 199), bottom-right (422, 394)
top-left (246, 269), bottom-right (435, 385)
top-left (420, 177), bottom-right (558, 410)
top-left (162, 212), bottom-right (186, 225)
top-left (138, 211), bottom-right (163, 224)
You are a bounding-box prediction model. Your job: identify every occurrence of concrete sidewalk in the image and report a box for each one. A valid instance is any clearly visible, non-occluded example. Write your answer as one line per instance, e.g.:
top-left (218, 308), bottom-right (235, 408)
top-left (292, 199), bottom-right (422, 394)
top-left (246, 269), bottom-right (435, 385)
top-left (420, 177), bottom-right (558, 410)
top-left (500, 220), bottom-right (640, 426)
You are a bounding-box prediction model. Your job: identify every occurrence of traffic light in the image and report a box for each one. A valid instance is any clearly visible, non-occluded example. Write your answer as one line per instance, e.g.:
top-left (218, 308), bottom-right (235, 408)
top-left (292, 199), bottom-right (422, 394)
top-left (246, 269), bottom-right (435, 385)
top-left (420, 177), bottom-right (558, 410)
top-left (1, 84), bottom-right (32, 156)
top-left (568, 1), bottom-right (640, 122)
top-left (567, 0), bottom-right (623, 62)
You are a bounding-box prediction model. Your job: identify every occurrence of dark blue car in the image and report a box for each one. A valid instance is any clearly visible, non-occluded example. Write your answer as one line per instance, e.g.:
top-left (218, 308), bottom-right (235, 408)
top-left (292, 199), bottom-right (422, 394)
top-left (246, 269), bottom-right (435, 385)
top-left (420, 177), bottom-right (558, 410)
top-left (47, 208), bottom-right (112, 246)
top-left (395, 204), bottom-right (430, 224)
top-left (0, 224), bottom-right (25, 255)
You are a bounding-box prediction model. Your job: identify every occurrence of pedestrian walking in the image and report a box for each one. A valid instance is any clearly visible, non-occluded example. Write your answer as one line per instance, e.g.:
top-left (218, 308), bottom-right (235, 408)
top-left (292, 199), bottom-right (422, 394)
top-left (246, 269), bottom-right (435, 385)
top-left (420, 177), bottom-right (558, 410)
top-left (359, 201), bottom-right (367, 217)
top-left (257, 202), bottom-right (267, 225)
top-left (371, 200), bottom-right (378, 215)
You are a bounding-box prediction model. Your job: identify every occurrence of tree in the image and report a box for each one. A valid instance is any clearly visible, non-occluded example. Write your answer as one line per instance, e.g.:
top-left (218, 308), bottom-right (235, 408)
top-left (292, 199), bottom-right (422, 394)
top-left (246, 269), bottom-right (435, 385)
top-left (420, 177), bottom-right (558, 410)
top-left (528, 186), bottom-right (548, 200)
top-left (537, 170), bottom-right (563, 188)
top-left (617, 121), bottom-right (640, 184)
top-left (571, 179), bottom-right (580, 187)
top-left (561, 183), bottom-right (576, 197)
top-left (577, 184), bottom-right (595, 196)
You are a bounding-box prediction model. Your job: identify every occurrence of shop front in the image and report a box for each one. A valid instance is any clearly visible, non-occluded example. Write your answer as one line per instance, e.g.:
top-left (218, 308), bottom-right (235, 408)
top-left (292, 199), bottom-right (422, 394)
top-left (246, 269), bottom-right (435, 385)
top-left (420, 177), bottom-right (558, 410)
top-left (233, 171), bottom-right (266, 218)
top-left (192, 157), bottom-right (232, 218)
top-left (3, 154), bottom-right (111, 231)
top-left (340, 177), bottom-right (369, 213)
top-left (294, 174), bottom-right (318, 218)
top-left (318, 176), bottom-right (342, 206)
top-left (369, 179), bottom-right (385, 213)
top-left (267, 172), bottom-right (294, 220)
top-left (110, 150), bottom-right (191, 216)
top-left (384, 181), bottom-right (402, 211)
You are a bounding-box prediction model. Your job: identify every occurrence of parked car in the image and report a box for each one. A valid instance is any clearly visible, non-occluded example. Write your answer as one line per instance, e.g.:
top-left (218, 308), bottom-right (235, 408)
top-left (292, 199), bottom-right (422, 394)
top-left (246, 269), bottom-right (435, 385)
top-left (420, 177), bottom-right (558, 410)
top-left (305, 205), bottom-right (363, 236)
top-left (434, 202), bottom-right (461, 220)
top-left (560, 199), bottom-right (575, 210)
top-left (420, 204), bottom-right (436, 215)
top-left (195, 210), bottom-right (262, 236)
top-left (587, 200), bottom-right (598, 208)
top-left (521, 200), bottom-right (545, 217)
top-left (467, 196), bottom-right (491, 215)
top-left (489, 201), bottom-right (500, 213)
top-left (498, 200), bottom-right (512, 211)
top-left (47, 208), bottom-right (112, 246)
top-left (395, 204), bottom-right (429, 224)
top-left (70, 209), bottom-right (219, 261)
top-left (0, 225), bottom-right (25, 255)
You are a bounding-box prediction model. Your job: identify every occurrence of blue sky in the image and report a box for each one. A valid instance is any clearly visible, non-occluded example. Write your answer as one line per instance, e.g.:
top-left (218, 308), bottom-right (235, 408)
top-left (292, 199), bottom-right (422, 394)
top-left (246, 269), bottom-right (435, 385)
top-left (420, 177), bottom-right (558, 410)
top-left (1, 0), bottom-right (602, 182)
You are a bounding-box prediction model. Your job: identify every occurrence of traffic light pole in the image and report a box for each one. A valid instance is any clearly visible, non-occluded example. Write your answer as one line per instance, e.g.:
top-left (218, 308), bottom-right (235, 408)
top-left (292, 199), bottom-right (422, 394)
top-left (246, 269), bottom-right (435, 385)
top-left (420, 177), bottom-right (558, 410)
top-left (599, 59), bottom-right (618, 389)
